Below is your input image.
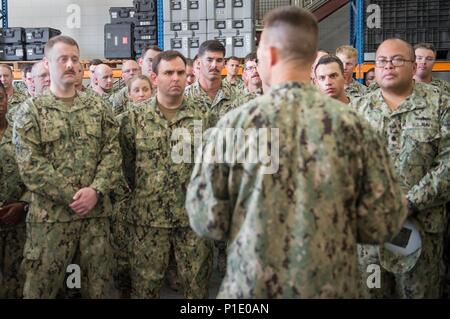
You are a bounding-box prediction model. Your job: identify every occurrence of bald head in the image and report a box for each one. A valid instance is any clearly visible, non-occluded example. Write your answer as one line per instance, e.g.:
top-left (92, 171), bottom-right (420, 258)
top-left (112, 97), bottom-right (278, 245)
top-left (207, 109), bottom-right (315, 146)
top-left (31, 61), bottom-right (50, 95)
top-left (94, 64), bottom-right (113, 93)
top-left (122, 60), bottom-right (141, 84)
top-left (377, 38), bottom-right (415, 61)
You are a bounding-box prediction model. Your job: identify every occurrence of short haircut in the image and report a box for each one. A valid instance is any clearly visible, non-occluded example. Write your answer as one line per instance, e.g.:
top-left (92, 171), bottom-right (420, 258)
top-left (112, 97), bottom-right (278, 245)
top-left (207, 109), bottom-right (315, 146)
top-left (263, 6), bottom-right (318, 63)
top-left (314, 54), bottom-right (345, 76)
top-left (336, 45), bottom-right (358, 59)
top-left (127, 75), bottom-right (152, 92)
top-left (193, 54), bottom-right (199, 63)
top-left (152, 50), bottom-right (187, 75)
top-left (31, 61), bottom-right (46, 76)
top-left (44, 35), bottom-right (79, 58)
top-left (90, 59), bottom-right (103, 66)
top-left (186, 58), bottom-right (194, 67)
top-left (142, 45), bottom-right (162, 57)
top-left (0, 64), bottom-right (13, 75)
top-left (226, 56), bottom-right (240, 64)
top-left (244, 53), bottom-right (257, 64)
top-left (21, 64), bottom-right (33, 74)
top-left (198, 40), bottom-right (226, 58)
top-left (377, 38), bottom-right (415, 60)
top-left (414, 42), bottom-right (436, 55)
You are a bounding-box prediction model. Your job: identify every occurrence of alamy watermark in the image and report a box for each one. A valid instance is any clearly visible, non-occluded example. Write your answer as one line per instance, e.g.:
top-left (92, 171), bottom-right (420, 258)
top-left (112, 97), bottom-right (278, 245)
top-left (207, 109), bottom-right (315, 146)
top-left (66, 264), bottom-right (81, 289)
top-left (170, 121), bottom-right (280, 175)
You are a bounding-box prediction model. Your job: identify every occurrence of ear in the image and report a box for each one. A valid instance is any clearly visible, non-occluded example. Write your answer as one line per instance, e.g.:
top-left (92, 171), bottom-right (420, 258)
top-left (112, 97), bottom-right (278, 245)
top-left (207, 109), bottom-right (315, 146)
top-left (43, 57), bottom-right (49, 70)
top-left (268, 47), bottom-right (278, 67)
top-left (150, 72), bottom-right (157, 88)
top-left (138, 57), bottom-right (143, 66)
top-left (412, 61), bottom-right (417, 75)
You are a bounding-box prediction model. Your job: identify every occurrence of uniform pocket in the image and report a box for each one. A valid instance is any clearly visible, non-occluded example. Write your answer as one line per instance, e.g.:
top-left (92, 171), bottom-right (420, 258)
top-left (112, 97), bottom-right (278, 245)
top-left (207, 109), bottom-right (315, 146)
top-left (400, 128), bottom-right (438, 166)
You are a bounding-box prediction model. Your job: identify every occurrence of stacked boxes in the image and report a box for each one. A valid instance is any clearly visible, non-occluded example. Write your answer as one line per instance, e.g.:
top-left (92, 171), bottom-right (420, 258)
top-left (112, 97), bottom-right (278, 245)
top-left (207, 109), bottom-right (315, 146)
top-left (0, 28), bottom-right (25, 61)
top-left (133, 0), bottom-right (158, 57)
top-left (163, 0), bottom-right (255, 58)
top-left (25, 28), bottom-right (61, 60)
top-left (163, 0), bottom-right (208, 59)
top-left (105, 1), bottom-right (158, 59)
top-left (0, 27), bottom-right (60, 61)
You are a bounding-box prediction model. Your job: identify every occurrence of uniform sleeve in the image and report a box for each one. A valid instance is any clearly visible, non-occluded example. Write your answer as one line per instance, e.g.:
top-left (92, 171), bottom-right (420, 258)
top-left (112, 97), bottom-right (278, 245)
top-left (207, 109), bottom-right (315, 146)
top-left (0, 128), bottom-right (27, 205)
top-left (118, 110), bottom-right (136, 190)
top-left (186, 124), bottom-right (232, 241)
top-left (89, 105), bottom-right (123, 196)
top-left (13, 102), bottom-right (78, 204)
top-left (406, 94), bottom-right (450, 211)
top-left (355, 120), bottom-right (408, 244)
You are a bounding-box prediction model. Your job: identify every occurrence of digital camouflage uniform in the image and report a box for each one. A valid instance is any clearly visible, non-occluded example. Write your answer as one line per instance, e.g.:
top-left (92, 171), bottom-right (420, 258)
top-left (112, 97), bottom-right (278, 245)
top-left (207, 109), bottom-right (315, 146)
top-left (13, 82), bottom-right (28, 97)
top-left (223, 77), bottom-right (245, 94)
top-left (430, 78), bottom-right (450, 95)
top-left (7, 89), bottom-right (28, 115)
top-left (184, 80), bottom-right (244, 276)
top-left (352, 83), bottom-right (450, 298)
top-left (0, 109), bottom-right (28, 299)
top-left (185, 80), bottom-right (244, 127)
top-left (13, 90), bottom-right (122, 299)
top-left (346, 79), bottom-right (367, 99)
top-left (109, 87), bottom-right (130, 116)
top-left (119, 97), bottom-right (213, 299)
top-left (186, 81), bottom-right (408, 298)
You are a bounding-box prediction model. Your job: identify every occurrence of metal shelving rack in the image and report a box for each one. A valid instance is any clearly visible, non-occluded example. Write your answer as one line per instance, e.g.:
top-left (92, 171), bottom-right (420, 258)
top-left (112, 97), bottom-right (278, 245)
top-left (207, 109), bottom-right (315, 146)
top-left (1, 0), bottom-right (8, 28)
top-left (156, 0), bottom-right (164, 50)
top-left (349, 0), bottom-right (365, 82)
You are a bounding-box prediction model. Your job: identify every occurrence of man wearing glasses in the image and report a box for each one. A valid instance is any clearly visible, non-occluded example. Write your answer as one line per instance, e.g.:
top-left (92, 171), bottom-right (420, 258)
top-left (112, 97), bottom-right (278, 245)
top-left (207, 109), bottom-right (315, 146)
top-left (353, 38), bottom-right (450, 298)
top-left (414, 43), bottom-right (450, 94)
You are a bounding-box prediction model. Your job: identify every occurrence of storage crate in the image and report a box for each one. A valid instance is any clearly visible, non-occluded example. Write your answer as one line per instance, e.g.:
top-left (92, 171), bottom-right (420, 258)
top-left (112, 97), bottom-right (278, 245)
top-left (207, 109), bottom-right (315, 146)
top-left (134, 39), bottom-right (159, 57)
top-left (207, 0), bottom-right (255, 20)
top-left (25, 43), bottom-right (45, 60)
top-left (163, 20), bottom-right (207, 36)
top-left (25, 28), bottom-right (61, 44)
top-left (163, 0), bottom-right (208, 22)
top-left (164, 33), bottom-right (208, 59)
top-left (0, 28), bottom-right (25, 44)
top-left (104, 23), bottom-right (134, 59)
top-left (207, 18), bottom-right (253, 33)
top-left (207, 31), bottom-right (255, 58)
top-left (134, 26), bottom-right (158, 41)
top-left (133, 0), bottom-right (157, 13)
top-left (109, 7), bottom-right (138, 25)
top-left (135, 12), bottom-right (157, 26)
top-left (0, 44), bottom-right (25, 61)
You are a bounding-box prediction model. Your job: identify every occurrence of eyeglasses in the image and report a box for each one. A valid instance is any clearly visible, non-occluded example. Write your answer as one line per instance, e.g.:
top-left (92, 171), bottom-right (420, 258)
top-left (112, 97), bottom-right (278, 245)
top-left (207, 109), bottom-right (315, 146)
top-left (244, 65), bottom-right (258, 72)
top-left (375, 58), bottom-right (415, 68)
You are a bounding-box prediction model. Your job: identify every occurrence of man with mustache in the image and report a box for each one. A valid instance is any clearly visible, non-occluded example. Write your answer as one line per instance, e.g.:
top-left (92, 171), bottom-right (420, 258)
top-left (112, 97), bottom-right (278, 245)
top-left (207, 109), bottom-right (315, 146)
top-left (13, 35), bottom-right (121, 298)
top-left (413, 43), bottom-right (450, 94)
top-left (31, 61), bottom-right (50, 96)
top-left (119, 51), bottom-right (212, 298)
top-left (353, 38), bottom-right (450, 298)
top-left (185, 40), bottom-right (244, 127)
top-left (242, 53), bottom-right (263, 96)
top-left (184, 40), bottom-right (244, 276)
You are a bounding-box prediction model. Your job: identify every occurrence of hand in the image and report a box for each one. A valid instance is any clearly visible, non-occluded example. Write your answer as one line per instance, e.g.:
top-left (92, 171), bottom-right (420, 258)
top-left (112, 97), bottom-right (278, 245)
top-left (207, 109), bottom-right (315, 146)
top-left (69, 187), bottom-right (99, 217)
top-left (0, 202), bottom-right (28, 226)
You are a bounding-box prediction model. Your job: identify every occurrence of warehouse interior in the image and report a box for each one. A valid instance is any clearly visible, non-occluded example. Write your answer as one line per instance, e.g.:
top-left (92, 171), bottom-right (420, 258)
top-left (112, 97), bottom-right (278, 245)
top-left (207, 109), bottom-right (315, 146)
top-left (1, 0), bottom-right (450, 302)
